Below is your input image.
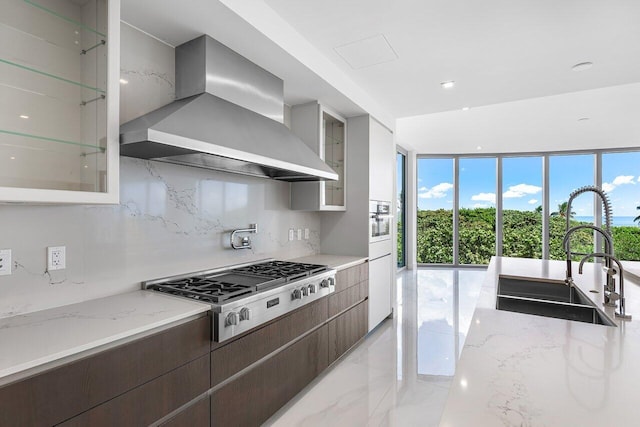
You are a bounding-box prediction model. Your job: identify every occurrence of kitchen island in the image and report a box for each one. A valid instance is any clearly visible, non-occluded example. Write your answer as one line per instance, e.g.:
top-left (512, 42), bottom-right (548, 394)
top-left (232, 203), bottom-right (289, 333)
top-left (439, 256), bottom-right (640, 426)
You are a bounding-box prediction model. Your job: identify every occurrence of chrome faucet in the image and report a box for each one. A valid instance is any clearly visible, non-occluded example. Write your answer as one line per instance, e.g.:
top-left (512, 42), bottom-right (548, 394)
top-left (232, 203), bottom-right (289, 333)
top-left (562, 225), bottom-right (616, 304)
top-left (566, 186), bottom-right (613, 234)
top-left (563, 186), bottom-right (616, 304)
top-left (579, 253), bottom-right (631, 320)
top-left (230, 223), bottom-right (258, 250)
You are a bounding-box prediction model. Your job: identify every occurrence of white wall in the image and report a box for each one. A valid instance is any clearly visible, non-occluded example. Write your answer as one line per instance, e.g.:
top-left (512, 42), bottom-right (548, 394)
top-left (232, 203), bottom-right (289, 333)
top-left (0, 24), bottom-right (321, 318)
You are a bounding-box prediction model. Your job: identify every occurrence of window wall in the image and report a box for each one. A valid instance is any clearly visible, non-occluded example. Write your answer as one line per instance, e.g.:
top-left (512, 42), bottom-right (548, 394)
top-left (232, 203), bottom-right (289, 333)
top-left (502, 157), bottom-right (543, 258)
top-left (416, 150), bottom-right (640, 265)
top-left (549, 154), bottom-right (594, 260)
top-left (397, 152), bottom-right (407, 267)
top-left (416, 158), bottom-right (454, 263)
top-left (603, 152), bottom-right (640, 260)
top-left (458, 158), bottom-right (496, 264)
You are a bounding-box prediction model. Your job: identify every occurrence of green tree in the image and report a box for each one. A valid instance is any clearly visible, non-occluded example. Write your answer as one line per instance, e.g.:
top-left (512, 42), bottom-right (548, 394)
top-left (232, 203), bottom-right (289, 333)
top-left (551, 201), bottom-right (575, 218)
top-left (634, 205), bottom-right (640, 224)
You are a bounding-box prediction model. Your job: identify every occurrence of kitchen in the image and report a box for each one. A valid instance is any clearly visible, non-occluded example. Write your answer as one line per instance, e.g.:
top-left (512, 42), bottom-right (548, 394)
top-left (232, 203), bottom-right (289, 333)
top-left (2, 0), bottom-right (640, 426)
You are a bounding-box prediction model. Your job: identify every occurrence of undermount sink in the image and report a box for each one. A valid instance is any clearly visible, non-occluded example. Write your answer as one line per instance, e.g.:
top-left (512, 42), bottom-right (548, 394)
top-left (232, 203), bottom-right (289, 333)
top-left (496, 276), bottom-right (616, 327)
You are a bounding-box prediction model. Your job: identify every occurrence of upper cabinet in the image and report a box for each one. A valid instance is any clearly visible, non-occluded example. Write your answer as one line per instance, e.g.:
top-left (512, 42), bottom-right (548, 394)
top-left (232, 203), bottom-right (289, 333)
top-left (290, 101), bottom-right (346, 211)
top-left (0, 0), bottom-right (119, 204)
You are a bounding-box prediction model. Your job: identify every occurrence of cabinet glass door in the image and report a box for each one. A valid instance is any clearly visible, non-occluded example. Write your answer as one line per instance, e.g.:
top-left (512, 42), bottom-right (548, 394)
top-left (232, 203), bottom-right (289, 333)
top-left (322, 111), bottom-right (345, 207)
top-left (0, 0), bottom-right (108, 192)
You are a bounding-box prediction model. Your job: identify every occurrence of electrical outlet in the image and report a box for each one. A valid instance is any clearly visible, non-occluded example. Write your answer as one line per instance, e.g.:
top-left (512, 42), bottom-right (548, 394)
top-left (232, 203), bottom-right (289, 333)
top-left (0, 249), bottom-right (11, 276)
top-left (297, 229), bottom-right (302, 240)
top-left (47, 246), bottom-right (66, 271)
top-left (288, 229), bottom-right (295, 241)
top-left (304, 228), bottom-right (310, 240)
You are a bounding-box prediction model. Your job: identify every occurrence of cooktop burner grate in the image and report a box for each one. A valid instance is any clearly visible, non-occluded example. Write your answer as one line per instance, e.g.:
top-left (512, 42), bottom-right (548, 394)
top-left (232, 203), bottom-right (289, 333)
top-left (146, 261), bottom-right (329, 303)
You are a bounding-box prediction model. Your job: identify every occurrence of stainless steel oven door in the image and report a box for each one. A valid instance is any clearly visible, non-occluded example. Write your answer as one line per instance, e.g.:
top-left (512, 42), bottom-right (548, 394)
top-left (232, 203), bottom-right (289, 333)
top-left (370, 200), bottom-right (391, 242)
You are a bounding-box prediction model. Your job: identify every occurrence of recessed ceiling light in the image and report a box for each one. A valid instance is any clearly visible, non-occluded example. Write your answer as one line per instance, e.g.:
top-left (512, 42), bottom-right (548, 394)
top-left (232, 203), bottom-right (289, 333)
top-left (441, 81), bottom-right (455, 89)
top-left (119, 78), bottom-right (129, 85)
top-left (578, 117), bottom-right (590, 121)
top-left (476, 146), bottom-right (482, 150)
top-left (84, 165), bottom-right (89, 168)
top-left (10, 156), bottom-right (16, 160)
top-left (19, 115), bottom-right (29, 119)
top-left (572, 62), bottom-right (593, 72)
top-left (462, 107), bottom-right (470, 111)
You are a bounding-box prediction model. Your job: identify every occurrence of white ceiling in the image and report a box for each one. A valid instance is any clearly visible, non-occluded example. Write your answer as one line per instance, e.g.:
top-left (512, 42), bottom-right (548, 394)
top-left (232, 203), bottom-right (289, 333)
top-left (121, 0), bottom-right (640, 153)
top-left (264, 0), bottom-right (640, 118)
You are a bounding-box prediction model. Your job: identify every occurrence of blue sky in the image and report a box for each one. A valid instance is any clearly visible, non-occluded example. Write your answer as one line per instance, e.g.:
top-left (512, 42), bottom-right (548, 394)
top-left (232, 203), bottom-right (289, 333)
top-left (417, 152), bottom-right (640, 216)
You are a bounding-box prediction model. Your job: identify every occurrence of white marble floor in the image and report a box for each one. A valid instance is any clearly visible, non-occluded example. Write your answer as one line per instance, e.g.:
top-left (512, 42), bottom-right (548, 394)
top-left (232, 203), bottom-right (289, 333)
top-left (264, 267), bottom-right (486, 427)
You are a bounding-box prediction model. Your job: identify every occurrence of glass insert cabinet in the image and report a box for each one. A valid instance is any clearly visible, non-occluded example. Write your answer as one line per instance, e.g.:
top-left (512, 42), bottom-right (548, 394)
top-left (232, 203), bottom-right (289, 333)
top-left (290, 101), bottom-right (347, 211)
top-left (0, 0), bottom-right (119, 203)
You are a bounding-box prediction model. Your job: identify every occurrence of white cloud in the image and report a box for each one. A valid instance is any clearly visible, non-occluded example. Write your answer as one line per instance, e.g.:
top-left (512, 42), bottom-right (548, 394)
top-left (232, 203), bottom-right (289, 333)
top-left (473, 203), bottom-right (490, 208)
top-left (503, 183), bottom-right (542, 199)
top-left (602, 182), bottom-right (616, 192)
top-left (602, 175), bottom-right (635, 193)
top-left (613, 175), bottom-right (635, 186)
top-left (528, 199), bottom-right (538, 204)
top-left (471, 192), bottom-right (496, 203)
top-left (418, 182), bottom-right (453, 199)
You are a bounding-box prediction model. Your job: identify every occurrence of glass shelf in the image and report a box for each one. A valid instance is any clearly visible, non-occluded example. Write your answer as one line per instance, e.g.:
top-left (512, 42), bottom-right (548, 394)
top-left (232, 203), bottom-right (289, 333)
top-left (23, 0), bottom-right (106, 38)
top-left (1, 59), bottom-right (105, 94)
top-left (0, 129), bottom-right (104, 151)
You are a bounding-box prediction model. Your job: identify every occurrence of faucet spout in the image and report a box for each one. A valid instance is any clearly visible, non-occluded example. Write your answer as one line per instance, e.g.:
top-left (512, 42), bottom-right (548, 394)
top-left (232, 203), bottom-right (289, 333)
top-left (578, 252), bottom-right (631, 320)
top-left (563, 224), bottom-right (615, 300)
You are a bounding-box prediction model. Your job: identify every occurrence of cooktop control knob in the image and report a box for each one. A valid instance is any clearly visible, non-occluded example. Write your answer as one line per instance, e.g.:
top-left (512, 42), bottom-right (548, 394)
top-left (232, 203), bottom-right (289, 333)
top-left (301, 286), bottom-right (309, 297)
top-left (328, 277), bottom-right (335, 288)
top-left (308, 284), bottom-right (317, 294)
top-left (292, 288), bottom-right (303, 300)
top-left (225, 311), bottom-right (239, 326)
top-left (239, 307), bottom-right (251, 321)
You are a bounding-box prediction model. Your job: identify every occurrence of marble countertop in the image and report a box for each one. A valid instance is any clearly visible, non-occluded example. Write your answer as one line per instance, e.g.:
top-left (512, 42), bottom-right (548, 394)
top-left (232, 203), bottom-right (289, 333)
top-left (0, 291), bottom-right (210, 385)
top-left (439, 256), bottom-right (640, 426)
top-left (288, 254), bottom-right (368, 271)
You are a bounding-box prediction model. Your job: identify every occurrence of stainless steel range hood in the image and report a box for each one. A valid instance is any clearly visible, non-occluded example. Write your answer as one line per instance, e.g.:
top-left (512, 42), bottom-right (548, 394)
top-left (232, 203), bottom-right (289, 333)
top-left (120, 35), bottom-right (338, 182)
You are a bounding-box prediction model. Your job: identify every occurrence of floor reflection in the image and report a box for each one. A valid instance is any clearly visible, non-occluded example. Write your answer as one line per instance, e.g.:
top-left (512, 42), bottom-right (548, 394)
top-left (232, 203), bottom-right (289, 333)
top-left (265, 267), bottom-right (486, 427)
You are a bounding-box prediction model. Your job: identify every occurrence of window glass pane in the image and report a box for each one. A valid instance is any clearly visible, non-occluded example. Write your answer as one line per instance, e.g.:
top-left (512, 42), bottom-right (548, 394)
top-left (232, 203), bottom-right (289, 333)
top-left (549, 154), bottom-right (594, 260)
top-left (417, 158), bottom-right (454, 263)
top-left (397, 153), bottom-right (406, 267)
top-left (602, 152), bottom-right (640, 261)
top-left (502, 157), bottom-right (543, 259)
top-left (459, 158), bottom-right (496, 265)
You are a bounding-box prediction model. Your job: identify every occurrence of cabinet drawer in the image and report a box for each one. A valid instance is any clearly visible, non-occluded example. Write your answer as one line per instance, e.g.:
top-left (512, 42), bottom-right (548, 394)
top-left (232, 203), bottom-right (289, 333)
top-left (335, 262), bottom-right (368, 293)
top-left (328, 281), bottom-right (368, 318)
top-left (0, 315), bottom-right (210, 427)
top-left (328, 300), bottom-right (368, 365)
top-left (212, 298), bottom-right (327, 386)
top-left (160, 397), bottom-right (210, 427)
top-left (58, 354), bottom-right (210, 427)
top-left (211, 325), bottom-right (328, 427)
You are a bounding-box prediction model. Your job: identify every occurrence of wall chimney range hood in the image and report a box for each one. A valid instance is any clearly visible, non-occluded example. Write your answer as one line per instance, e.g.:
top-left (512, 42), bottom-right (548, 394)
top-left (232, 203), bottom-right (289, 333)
top-left (120, 35), bottom-right (338, 182)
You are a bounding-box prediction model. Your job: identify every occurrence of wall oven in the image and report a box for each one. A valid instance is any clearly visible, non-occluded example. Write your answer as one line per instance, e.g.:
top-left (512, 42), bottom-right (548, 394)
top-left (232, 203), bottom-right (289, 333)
top-left (370, 200), bottom-right (392, 242)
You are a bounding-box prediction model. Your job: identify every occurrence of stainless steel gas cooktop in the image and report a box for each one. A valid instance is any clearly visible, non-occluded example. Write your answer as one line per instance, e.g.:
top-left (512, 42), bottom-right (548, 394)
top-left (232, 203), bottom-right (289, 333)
top-left (143, 260), bottom-right (336, 342)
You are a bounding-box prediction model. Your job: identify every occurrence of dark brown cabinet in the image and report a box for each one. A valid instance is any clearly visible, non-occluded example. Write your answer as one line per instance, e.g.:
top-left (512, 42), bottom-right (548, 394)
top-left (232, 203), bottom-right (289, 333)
top-left (0, 315), bottom-right (210, 427)
top-left (327, 262), bottom-right (369, 364)
top-left (211, 325), bottom-right (328, 427)
top-left (329, 300), bottom-right (368, 364)
top-left (58, 354), bottom-right (210, 427)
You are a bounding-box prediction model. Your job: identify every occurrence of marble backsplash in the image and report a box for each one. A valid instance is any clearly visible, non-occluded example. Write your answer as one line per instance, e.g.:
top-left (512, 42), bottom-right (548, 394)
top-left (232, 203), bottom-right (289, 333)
top-left (0, 158), bottom-right (320, 318)
top-left (0, 23), bottom-right (320, 318)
